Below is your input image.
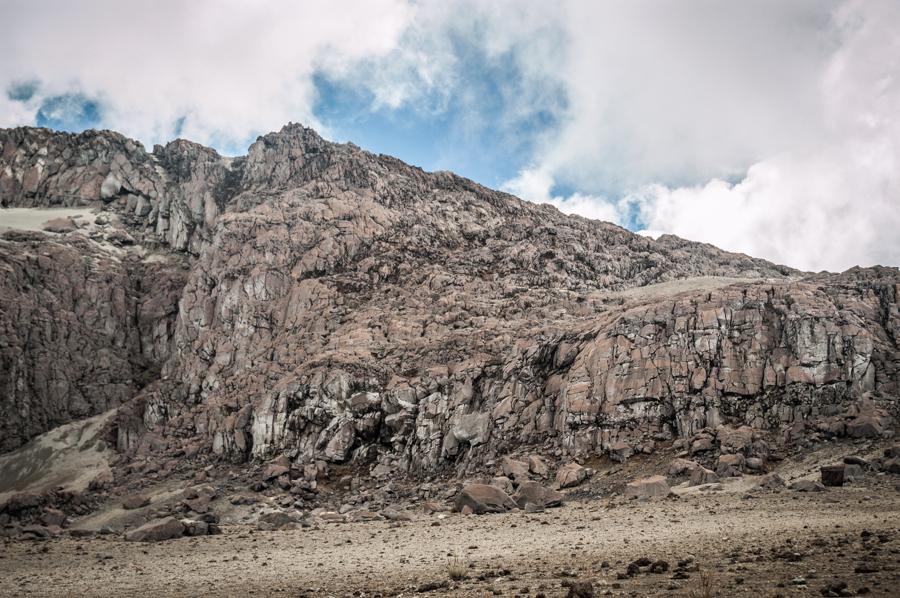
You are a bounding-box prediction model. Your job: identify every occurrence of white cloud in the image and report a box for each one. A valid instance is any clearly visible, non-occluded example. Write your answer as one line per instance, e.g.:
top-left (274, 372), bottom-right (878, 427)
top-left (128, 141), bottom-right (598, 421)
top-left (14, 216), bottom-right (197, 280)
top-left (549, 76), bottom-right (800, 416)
top-left (499, 0), bottom-right (899, 271)
top-left (2, 0), bottom-right (898, 271)
top-left (624, 0), bottom-right (900, 272)
top-left (0, 0), bottom-right (412, 149)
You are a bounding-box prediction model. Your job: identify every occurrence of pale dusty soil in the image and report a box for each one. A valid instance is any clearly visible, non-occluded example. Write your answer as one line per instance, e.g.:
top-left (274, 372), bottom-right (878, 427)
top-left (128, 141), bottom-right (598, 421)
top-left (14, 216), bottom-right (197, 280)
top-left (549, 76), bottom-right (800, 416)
top-left (0, 207), bottom-right (97, 232)
top-left (1, 482), bottom-right (898, 598)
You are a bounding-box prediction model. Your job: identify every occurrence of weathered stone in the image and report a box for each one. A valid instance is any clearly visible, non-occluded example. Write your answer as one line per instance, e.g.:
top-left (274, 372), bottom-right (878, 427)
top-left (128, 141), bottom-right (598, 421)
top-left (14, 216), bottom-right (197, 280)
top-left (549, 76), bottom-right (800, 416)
top-left (453, 484), bottom-right (516, 514)
top-left (689, 466), bottom-right (720, 486)
top-left (624, 475), bottom-right (670, 499)
top-left (512, 481), bottom-right (564, 509)
top-left (667, 458), bottom-right (701, 477)
top-left (501, 457), bottom-right (530, 481)
top-left (528, 455), bottom-right (550, 478)
top-left (821, 465), bottom-right (846, 487)
top-left (754, 472), bottom-right (786, 490)
top-left (556, 463), bottom-right (589, 489)
top-left (789, 480), bottom-right (826, 493)
top-left (124, 517), bottom-right (185, 542)
top-left (121, 495), bottom-right (151, 510)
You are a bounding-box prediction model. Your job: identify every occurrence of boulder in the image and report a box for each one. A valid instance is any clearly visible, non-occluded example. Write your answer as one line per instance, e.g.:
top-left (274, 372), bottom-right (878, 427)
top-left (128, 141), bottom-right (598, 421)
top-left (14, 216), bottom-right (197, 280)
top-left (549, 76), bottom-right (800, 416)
top-left (821, 464), bottom-right (846, 487)
top-left (41, 508), bottom-right (67, 527)
top-left (624, 475), bottom-right (670, 499)
top-left (257, 510), bottom-right (299, 530)
top-left (789, 480), bottom-right (826, 493)
top-left (846, 416), bottom-right (883, 438)
top-left (609, 441), bottom-right (633, 463)
top-left (716, 454), bottom-right (744, 476)
top-left (490, 476), bottom-right (515, 494)
top-left (528, 455), bottom-right (550, 478)
top-left (121, 495), bottom-right (151, 510)
top-left (689, 466), bottom-right (720, 486)
top-left (754, 473), bottom-right (786, 490)
top-left (453, 484), bottom-right (516, 514)
top-left (501, 456), bottom-right (530, 481)
top-left (3, 492), bottom-right (41, 514)
top-left (124, 517), bottom-right (185, 542)
top-left (512, 481), bottom-right (564, 509)
top-left (881, 457), bottom-right (900, 474)
top-left (556, 462), bottom-right (589, 489)
top-left (667, 458), bottom-right (700, 477)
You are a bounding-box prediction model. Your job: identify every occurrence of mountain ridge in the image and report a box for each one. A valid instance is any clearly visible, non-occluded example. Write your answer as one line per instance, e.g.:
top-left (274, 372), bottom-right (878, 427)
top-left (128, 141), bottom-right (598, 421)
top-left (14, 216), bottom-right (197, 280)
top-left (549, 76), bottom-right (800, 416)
top-left (0, 124), bottom-right (896, 485)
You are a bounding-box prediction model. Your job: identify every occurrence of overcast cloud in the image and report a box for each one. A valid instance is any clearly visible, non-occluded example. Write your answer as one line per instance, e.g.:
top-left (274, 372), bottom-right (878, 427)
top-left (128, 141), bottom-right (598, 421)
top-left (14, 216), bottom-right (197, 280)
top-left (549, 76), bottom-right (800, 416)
top-left (1, 0), bottom-right (898, 271)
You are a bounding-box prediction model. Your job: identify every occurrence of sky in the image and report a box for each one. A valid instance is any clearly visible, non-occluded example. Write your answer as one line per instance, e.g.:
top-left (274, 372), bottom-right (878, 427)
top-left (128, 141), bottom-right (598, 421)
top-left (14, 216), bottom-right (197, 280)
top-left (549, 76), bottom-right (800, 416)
top-left (2, 0), bottom-right (898, 272)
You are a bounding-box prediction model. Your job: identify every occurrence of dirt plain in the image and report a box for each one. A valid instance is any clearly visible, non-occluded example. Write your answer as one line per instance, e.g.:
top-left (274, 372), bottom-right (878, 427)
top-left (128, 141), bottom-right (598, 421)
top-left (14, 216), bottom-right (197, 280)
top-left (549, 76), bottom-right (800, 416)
top-left (1, 442), bottom-right (898, 598)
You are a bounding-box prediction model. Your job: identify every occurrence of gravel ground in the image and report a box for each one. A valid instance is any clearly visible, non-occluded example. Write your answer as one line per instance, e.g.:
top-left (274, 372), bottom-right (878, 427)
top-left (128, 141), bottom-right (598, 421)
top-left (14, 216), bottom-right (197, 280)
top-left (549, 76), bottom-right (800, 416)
top-left (1, 479), bottom-right (898, 597)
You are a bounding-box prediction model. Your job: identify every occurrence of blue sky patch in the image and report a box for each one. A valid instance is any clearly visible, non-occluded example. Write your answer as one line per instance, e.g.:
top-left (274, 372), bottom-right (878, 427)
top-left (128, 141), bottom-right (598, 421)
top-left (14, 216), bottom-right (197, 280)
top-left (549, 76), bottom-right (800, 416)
top-left (35, 93), bottom-right (102, 131)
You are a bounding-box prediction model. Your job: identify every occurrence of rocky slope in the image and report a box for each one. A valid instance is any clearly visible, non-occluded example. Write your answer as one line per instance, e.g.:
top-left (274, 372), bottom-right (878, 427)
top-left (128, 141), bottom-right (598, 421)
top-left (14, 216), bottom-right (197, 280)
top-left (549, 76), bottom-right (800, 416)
top-left (0, 124), bottom-right (897, 482)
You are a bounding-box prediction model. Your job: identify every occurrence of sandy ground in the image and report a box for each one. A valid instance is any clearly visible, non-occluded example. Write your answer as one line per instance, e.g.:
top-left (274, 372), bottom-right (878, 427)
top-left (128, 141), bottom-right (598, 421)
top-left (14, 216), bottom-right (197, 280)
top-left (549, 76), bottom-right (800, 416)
top-left (1, 481), bottom-right (897, 598)
top-left (0, 207), bottom-right (98, 232)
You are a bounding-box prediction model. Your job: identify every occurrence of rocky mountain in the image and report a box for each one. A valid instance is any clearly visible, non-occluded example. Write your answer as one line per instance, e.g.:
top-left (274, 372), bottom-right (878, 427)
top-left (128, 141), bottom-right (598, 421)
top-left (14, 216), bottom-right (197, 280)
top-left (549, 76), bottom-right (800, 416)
top-left (1, 123), bottom-right (897, 482)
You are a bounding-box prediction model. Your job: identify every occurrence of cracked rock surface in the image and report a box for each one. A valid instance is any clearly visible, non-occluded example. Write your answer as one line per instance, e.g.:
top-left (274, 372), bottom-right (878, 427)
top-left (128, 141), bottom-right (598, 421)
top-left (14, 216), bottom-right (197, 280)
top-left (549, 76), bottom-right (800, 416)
top-left (0, 123), bottom-right (897, 476)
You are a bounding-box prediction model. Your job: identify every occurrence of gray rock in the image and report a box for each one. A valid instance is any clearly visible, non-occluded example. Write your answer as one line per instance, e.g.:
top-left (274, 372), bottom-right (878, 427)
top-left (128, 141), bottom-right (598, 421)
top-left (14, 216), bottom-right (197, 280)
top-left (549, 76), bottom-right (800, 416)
top-left (124, 517), bottom-right (185, 542)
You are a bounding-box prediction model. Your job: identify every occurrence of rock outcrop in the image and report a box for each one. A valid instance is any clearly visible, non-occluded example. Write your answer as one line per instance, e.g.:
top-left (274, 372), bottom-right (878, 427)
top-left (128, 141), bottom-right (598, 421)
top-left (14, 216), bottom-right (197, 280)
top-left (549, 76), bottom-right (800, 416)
top-left (1, 123), bottom-right (897, 481)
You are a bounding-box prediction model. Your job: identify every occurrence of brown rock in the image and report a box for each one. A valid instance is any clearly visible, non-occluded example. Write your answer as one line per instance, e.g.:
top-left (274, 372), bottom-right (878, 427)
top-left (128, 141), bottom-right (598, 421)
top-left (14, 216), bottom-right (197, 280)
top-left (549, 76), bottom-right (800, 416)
top-left (821, 464), bottom-right (846, 487)
top-left (512, 481), bottom-right (564, 509)
top-left (453, 484), bottom-right (516, 514)
top-left (124, 517), bottom-right (185, 542)
top-left (556, 463), bottom-right (589, 489)
top-left (121, 495), bottom-right (151, 510)
top-left (624, 475), bottom-right (670, 499)
top-left (689, 466), bottom-right (720, 486)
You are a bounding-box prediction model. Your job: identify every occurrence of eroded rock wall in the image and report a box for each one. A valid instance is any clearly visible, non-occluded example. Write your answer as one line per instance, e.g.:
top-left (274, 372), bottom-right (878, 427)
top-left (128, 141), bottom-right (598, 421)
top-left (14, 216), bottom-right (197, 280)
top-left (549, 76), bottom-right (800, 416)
top-left (1, 124), bottom-right (897, 475)
top-left (0, 232), bottom-right (185, 451)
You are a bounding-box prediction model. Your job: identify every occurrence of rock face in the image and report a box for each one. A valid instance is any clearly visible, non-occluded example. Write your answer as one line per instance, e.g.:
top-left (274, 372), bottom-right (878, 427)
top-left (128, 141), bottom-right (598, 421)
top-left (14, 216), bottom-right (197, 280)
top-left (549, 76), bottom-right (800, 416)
top-left (1, 123), bottom-right (898, 481)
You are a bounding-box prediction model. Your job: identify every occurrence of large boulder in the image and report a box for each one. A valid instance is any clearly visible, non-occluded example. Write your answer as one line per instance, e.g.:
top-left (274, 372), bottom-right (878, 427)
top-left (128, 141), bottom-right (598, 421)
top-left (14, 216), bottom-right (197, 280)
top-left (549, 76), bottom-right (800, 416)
top-left (124, 517), bottom-right (185, 542)
top-left (667, 458), bottom-right (700, 477)
top-left (453, 484), bottom-right (516, 514)
top-left (624, 475), bottom-right (670, 499)
top-left (512, 481), bottom-right (564, 509)
top-left (556, 463), bottom-right (589, 489)
top-left (689, 466), bottom-right (720, 486)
